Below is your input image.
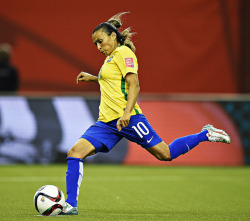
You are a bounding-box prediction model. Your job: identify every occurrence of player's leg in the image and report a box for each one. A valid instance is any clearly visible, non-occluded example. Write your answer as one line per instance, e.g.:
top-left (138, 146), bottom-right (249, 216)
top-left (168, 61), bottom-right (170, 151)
top-left (146, 130), bottom-right (209, 161)
top-left (61, 123), bottom-right (122, 215)
top-left (146, 141), bottom-right (171, 161)
top-left (61, 138), bottom-right (97, 215)
top-left (147, 124), bottom-right (231, 161)
top-left (68, 138), bottom-right (96, 158)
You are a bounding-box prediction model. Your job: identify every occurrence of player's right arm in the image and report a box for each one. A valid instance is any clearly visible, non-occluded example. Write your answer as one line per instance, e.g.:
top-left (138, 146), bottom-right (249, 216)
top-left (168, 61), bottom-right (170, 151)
top-left (76, 72), bottom-right (98, 84)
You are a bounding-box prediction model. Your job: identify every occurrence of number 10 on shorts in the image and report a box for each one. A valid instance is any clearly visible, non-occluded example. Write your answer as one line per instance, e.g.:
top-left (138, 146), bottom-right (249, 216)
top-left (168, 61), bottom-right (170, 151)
top-left (132, 122), bottom-right (149, 138)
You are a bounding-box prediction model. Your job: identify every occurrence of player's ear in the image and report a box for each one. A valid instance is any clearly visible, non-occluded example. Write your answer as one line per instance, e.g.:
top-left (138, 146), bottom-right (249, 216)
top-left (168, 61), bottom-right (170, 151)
top-left (111, 32), bottom-right (117, 40)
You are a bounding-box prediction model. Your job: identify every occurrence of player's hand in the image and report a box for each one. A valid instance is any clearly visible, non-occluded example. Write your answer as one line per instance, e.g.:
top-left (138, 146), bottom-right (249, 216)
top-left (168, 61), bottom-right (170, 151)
top-left (76, 72), bottom-right (94, 84)
top-left (116, 113), bottom-right (131, 131)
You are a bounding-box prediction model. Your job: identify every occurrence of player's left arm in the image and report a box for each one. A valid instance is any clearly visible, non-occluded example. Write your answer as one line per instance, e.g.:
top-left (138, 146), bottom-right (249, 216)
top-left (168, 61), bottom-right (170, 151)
top-left (117, 73), bottom-right (140, 131)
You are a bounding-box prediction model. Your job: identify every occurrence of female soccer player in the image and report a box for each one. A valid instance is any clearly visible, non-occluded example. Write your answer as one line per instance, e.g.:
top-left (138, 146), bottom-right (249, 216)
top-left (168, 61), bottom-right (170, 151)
top-left (61, 12), bottom-right (230, 215)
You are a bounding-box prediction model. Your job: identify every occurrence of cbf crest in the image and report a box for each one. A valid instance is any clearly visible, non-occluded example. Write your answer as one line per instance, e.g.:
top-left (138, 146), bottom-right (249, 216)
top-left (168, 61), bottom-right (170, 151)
top-left (107, 55), bottom-right (114, 63)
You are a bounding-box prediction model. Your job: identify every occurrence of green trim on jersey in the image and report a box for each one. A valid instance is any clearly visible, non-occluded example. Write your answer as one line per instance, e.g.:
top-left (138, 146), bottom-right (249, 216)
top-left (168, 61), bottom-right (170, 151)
top-left (121, 76), bottom-right (128, 100)
top-left (134, 108), bottom-right (140, 114)
top-left (121, 76), bottom-right (139, 115)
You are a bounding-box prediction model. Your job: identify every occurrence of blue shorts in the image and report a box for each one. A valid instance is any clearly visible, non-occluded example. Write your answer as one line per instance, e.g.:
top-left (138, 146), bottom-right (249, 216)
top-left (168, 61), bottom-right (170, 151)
top-left (81, 114), bottom-right (162, 153)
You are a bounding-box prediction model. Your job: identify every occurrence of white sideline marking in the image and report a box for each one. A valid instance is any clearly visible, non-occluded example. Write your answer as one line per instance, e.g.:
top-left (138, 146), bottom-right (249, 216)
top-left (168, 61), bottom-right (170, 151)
top-left (0, 177), bottom-right (65, 182)
top-left (0, 176), bottom-right (182, 182)
top-left (0, 176), bottom-right (248, 183)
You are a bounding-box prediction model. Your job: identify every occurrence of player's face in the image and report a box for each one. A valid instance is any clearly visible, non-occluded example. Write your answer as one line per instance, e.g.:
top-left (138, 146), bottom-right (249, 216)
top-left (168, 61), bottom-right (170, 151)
top-left (92, 30), bottom-right (118, 56)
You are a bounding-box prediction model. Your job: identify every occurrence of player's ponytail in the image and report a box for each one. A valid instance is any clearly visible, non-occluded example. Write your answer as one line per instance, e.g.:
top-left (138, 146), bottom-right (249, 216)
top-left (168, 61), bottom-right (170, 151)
top-left (93, 12), bottom-right (136, 52)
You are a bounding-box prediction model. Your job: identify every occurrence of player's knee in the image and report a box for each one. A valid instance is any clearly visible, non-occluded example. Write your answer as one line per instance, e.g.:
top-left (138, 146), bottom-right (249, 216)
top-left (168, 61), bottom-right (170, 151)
top-left (157, 152), bottom-right (171, 161)
top-left (67, 148), bottom-right (74, 157)
top-left (67, 146), bottom-right (85, 159)
top-left (67, 143), bottom-right (94, 159)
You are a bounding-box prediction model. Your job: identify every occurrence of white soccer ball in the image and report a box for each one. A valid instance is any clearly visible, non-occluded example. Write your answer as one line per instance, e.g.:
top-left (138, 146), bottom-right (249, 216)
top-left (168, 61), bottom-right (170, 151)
top-left (34, 185), bottom-right (65, 216)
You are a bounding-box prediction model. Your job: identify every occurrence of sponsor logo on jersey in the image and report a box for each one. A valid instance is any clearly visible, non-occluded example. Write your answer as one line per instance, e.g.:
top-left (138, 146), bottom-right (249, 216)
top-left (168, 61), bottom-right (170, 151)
top-left (125, 58), bottom-right (134, 68)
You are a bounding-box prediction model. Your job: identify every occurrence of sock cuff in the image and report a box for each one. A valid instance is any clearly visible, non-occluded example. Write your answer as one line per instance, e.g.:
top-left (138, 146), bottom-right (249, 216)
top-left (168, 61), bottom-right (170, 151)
top-left (66, 157), bottom-right (84, 163)
top-left (197, 130), bottom-right (209, 142)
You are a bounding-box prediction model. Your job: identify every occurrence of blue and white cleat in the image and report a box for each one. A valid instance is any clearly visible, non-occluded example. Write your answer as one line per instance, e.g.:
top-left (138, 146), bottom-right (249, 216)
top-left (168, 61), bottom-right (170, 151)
top-left (60, 202), bottom-right (78, 215)
top-left (201, 124), bottom-right (231, 144)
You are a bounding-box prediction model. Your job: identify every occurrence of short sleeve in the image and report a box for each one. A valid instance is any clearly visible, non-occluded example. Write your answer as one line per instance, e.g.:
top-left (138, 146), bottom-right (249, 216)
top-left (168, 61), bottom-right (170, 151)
top-left (114, 46), bottom-right (138, 77)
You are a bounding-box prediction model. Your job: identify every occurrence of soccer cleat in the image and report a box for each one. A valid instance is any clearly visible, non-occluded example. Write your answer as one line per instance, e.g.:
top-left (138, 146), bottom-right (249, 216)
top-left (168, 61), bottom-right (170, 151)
top-left (201, 124), bottom-right (231, 144)
top-left (59, 202), bottom-right (78, 215)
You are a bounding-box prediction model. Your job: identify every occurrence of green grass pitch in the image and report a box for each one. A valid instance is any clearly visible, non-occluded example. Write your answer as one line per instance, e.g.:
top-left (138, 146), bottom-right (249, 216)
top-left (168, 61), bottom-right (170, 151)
top-left (0, 164), bottom-right (250, 221)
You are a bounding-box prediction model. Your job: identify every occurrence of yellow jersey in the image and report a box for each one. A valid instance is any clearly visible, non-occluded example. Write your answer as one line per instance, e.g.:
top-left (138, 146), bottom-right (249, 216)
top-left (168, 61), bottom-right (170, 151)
top-left (98, 45), bottom-right (142, 122)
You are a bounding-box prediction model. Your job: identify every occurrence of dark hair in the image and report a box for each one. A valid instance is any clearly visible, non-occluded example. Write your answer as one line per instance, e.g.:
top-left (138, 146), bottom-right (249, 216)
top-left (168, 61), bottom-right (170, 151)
top-left (92, 12), bottom-right (136, 52)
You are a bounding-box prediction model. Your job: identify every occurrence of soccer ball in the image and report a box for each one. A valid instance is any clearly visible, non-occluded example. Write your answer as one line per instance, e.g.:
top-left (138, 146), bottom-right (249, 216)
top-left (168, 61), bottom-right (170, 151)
top-left (34, 185), bottom-right (65, 216)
